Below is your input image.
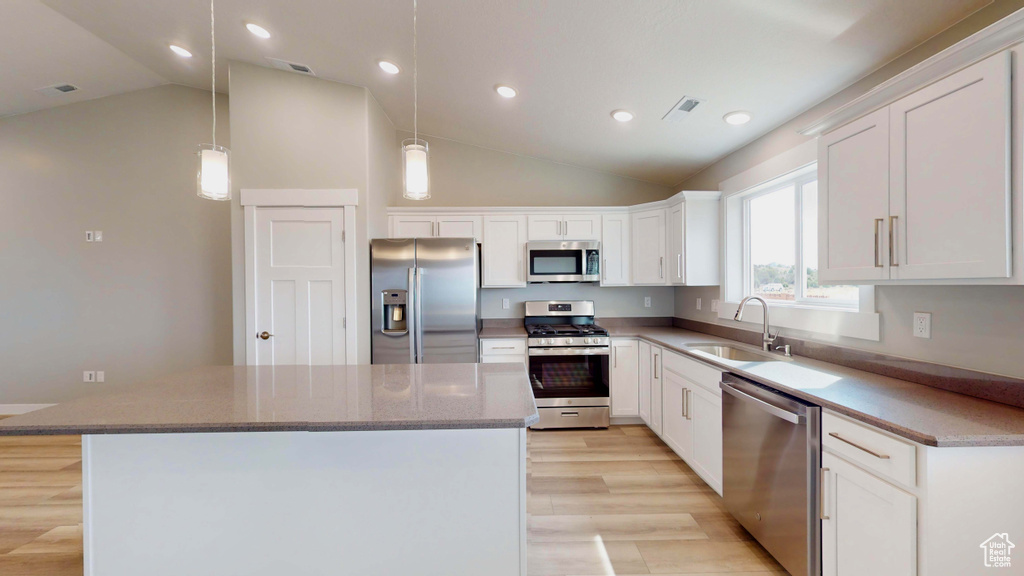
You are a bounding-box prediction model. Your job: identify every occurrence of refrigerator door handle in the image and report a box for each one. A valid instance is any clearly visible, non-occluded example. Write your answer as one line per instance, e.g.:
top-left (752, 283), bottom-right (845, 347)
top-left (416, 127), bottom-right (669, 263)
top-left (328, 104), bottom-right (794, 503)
top-left (415, 267), bottom-right (425, 363)
top-left (407, 267), bottom-right (417, 363)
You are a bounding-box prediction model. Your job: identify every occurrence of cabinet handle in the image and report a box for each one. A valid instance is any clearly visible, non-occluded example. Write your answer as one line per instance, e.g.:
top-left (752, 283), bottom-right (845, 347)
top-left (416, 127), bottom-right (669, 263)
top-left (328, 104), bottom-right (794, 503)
top-left (603, 258), bottom-right (608, 281)
top-left (613, 346), bottom-right (618, 368)
top-left (686, 389), bottom-right (692, 420)
top-left (677, 253), bottom-right (682, 279)
top-left (659, 257), bottom-right (664, 279)
top-left (653, 353), bottom-right (660, 379)
top-left (874, 218), bottom-right (884, 268)
top-left (820, 467), bottom-right (830, 520)
top-left (681, 387), bottom-right (686, 418)
top-left (491, 346), bottom-right (516, 350)
top-left (828, 432), bottom-right (891, 459)
top-left (889, 216), bottom-right (899, 267)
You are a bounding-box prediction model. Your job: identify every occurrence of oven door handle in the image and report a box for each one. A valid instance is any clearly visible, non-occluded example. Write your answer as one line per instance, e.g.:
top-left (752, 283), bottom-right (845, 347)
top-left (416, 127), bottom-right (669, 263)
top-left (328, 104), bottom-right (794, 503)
top-left (528, 347), bottom-right (611, 357)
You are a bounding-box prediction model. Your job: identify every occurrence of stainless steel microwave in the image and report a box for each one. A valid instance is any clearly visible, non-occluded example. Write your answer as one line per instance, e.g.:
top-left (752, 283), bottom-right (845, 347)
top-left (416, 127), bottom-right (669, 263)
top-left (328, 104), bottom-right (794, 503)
top-left (526, 241), bottom-right (600, 283)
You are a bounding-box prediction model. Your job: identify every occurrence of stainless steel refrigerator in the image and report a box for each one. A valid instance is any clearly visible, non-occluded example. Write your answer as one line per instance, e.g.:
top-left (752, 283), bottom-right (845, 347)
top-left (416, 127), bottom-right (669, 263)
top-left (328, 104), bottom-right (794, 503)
top-left (371, 238), bottom-right (480, 364)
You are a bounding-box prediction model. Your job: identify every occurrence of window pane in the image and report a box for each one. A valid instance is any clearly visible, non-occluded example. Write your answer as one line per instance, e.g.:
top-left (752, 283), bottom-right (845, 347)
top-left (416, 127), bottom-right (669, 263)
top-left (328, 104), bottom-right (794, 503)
top-left (802, 180), bottom-right (859, 303)
top-left (750, 186), bottom-right (795, 301)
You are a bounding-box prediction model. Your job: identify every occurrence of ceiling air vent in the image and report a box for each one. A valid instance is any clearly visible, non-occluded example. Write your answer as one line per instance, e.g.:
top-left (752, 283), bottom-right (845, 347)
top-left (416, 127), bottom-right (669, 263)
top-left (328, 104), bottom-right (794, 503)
top-left (266, 57), bottom-right (316, 76)
top-left (662, 95), bottom-right (704, 123)
top-left (36, 83), bottom-right (81, 97)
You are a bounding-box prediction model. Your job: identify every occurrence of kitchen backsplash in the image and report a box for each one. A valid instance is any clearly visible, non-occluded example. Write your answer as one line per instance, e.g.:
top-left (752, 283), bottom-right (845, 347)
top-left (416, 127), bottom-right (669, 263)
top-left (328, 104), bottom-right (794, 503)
top-left (480, 284), bottom-right (675, 318)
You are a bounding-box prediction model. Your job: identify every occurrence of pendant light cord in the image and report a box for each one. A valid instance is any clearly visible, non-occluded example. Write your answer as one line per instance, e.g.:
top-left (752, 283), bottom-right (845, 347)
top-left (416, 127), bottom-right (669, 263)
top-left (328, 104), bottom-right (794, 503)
top-left (211, 0), bottom-right (216, 147)
top-left (413, 0), bottom-right (417, 143)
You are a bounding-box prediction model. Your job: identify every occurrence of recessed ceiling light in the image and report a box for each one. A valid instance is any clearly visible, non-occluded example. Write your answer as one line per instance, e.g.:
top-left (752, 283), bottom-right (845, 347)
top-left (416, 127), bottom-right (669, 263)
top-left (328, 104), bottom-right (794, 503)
top-left (378, 60), bottom-right (401, 75)
top-left (611, 110), bottom-right (634, 122)
top-left (723, 110), bottom-right (752, 125)
top-left (495, 85), bottom-right (517, 98)
top-left (169, 44), bottom-right (193, 58)
top-left (245, 23), bottom-right (271, 39)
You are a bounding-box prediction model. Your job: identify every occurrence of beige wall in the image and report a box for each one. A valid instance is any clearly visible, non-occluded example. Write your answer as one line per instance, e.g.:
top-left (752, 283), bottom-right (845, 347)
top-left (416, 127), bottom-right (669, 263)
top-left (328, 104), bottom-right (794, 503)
top-left (674, 2), bottom-right (1024, 379)
top-left (367, 95), bottom-right (398, 240)
top-left (229, 62), bottom-right (395, 365)
top-left (0, 84), bottom-right (232, 404)
top-left (391, 131), bottom-right (673, 207)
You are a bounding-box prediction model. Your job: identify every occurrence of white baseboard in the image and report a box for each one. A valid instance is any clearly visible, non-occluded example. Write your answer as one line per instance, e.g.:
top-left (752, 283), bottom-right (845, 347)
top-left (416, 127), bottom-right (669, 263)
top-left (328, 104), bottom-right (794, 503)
top-left (0, 404), bottom-right (56, 415)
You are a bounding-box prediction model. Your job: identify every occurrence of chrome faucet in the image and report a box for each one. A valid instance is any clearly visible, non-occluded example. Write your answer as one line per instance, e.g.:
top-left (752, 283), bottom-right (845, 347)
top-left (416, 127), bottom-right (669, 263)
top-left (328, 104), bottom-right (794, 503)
top-left (734, 296), bottom-right (779, 351)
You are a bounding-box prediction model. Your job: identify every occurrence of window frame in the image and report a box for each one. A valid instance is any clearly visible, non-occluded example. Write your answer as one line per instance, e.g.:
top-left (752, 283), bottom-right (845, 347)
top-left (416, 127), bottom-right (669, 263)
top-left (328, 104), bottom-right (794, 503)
top-left (739, 167), bottom-right (858, 310)
top-left (718, 141), bottom-right (880, 342)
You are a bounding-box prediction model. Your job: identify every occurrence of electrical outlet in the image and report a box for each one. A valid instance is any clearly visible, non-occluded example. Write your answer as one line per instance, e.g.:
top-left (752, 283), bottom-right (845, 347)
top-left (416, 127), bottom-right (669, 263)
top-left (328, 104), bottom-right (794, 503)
top-left (696, 298), bottom-right (702, 311)
top-left (96, 371), bottom-right (105, 383)
top-left (85, 231), bottom-right (94, 242)
top-left (711, 299), bottom-right (720, 312)
top-left (913, 312), bottom-right (931, 339)
top-left (644, 296), bottom-right (652, 308)
top-left (83, 371), bottom-right (96, 383)
top-left (502, 298), bottom-right (510, 310)
top-left (94, 230), bottom-right (103, 242)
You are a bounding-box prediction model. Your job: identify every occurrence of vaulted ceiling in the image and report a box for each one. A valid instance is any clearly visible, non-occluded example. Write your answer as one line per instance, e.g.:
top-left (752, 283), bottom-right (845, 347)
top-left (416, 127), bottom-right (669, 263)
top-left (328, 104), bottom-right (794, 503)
top-left (3, 0), bottom-right (992, 186)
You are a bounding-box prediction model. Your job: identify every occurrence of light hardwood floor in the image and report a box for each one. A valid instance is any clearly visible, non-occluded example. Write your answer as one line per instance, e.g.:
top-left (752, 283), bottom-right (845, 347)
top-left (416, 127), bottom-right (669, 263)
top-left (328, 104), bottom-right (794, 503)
top-left (0, 424), bottom-right (787, 575)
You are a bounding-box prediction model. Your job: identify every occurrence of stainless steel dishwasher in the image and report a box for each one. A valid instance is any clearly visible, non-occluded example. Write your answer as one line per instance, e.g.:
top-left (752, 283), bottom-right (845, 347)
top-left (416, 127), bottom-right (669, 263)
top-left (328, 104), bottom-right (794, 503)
top-left (720, 373), bottom-right (822, 576)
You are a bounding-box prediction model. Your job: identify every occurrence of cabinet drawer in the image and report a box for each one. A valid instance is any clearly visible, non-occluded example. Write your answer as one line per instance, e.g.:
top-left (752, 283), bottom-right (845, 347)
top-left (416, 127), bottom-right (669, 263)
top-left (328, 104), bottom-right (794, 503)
top-left (480, 339), bottom-right (527, 356)
top-left (823, 412), bottom-right (916, 488)
top-left (662, 350), bottom-right (722, 395)
top-left (480, 355), bottom-right (527, 365)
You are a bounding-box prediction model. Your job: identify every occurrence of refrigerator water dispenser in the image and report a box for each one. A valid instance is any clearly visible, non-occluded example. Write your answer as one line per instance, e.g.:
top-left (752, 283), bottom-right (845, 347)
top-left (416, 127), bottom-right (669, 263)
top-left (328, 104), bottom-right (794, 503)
top-left (381, 290), bottom-right (408, 335)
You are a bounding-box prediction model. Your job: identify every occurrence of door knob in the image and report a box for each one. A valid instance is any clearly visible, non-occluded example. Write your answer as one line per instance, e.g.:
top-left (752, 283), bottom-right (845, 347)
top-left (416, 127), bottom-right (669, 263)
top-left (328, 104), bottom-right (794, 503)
top-left (258, 331), bottom-right (273, 340)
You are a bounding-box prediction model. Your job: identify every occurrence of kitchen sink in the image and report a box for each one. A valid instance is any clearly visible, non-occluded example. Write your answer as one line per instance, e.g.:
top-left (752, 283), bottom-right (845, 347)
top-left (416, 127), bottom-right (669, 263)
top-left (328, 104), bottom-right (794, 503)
top-left (686, 343), bottom-right (783, 362)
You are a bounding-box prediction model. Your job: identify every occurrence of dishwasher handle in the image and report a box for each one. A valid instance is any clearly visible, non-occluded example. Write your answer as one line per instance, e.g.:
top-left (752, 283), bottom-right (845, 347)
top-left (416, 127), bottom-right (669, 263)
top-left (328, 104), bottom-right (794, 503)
top-left (720, 382), bottom-right (804, 424)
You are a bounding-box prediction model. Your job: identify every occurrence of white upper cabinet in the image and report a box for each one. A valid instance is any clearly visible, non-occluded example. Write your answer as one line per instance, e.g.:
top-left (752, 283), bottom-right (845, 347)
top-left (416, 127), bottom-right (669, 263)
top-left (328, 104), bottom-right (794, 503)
top-left (667, 203), bottom-right (686, 285)
top-left (389, 214), bottom-right (482, 242)
top-left (889, 50), bottom-right (1011, 280)
top-left (482, 215), bottom-right (527, 288)
top-left (632, 208), bottom-right (667, 285)
top-left (601, 213), bottom-right (630, 286)
top-left (818, 49), bottom-right (1013, 283)
top-left (436, 215), bottom-right (483, 242)
top-left (818, 108), bottom-right (891, 282)
top-left (527, 214), bottom-right (601, 241)
top-left (390, 215), bottom-right (437, 239)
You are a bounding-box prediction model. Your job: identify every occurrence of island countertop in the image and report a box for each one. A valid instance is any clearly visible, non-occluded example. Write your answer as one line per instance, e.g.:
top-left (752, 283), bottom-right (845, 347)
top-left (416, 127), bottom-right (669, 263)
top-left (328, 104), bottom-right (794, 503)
top-left (0, 363), bottom-right (540, 435)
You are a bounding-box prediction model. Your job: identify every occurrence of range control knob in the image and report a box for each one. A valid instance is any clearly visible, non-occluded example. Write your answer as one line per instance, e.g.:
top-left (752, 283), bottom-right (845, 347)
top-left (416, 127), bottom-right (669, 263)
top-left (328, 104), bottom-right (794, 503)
top-left (584, 338), bottom-right (593, 344)
top-left (566, 338), bottom-right (574, 344)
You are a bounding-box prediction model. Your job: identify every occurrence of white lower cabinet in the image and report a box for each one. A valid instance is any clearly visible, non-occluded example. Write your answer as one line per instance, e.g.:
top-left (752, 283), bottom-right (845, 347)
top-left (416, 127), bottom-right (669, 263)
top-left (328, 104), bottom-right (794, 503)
top-left (822, 451), bottom-right (917, 576)
top-left (638, 341), bottom-right (652, 425)
top-left (479, 339), bottom-right (527, 366)
top-left (659, 367), bottom-right (692, 461)
top-left (649, 347), bottom-right (663, 436)
top-left (688, 385), bottom-right (722, 493)
top-left (610, 339), bottom-right (639, 417)
top-left (658, 350), bottom-right (723, 495)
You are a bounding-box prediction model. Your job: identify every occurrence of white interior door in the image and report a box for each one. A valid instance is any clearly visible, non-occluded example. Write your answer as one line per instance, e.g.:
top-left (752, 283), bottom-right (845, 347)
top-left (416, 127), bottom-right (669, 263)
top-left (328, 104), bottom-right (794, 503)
top-left (254, 208), bottom-right (347, 365)
top-left (889, 50), bottom-right (1011, 280)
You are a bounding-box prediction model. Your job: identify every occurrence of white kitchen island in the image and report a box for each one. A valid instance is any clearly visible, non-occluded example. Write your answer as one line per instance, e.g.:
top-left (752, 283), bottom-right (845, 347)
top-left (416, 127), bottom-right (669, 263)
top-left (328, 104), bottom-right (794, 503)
top-left (0, 364), bottom-right (538, 576)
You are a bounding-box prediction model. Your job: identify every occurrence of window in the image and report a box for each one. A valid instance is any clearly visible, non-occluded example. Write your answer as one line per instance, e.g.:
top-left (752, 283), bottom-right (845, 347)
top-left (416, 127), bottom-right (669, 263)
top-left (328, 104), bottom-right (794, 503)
top-left (742, 166), bottom-right (858, 308)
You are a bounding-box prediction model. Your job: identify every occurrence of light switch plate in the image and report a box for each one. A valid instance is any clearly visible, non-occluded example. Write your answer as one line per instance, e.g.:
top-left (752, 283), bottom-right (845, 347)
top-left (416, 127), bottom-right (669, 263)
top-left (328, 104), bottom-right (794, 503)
top-left (644, 297), bottom-right (652, 308)
top-left (913, 312), bottom-right (931, 339)
top-left (85, 231), bottom-right (94, 242)
top-left (696, 298), bottom-right (702, 311)
top-left (502, 298), bottom-right (510, 310)
top-left (83, 371), bottom-right (96, 383)
top-left (96, 371), bottom-right (105, 383)
top-left (711, 299), bottom-right (720, 312)
top-left (94, 230), bottom-right (103, 242)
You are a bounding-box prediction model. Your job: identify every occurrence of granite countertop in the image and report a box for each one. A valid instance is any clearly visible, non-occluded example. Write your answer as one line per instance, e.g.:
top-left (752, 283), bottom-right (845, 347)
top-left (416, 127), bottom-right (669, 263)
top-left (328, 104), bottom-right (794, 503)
top-left (479, 327), bottom-right (527, 339)
top-left (0, 364), bottom-right (540, 436)
top-left (610, 327), bottom-right (1024, 448)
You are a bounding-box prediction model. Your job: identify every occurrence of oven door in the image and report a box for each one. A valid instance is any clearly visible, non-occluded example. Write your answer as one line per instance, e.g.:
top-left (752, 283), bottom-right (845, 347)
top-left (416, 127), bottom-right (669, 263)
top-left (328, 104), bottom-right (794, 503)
top-left (527, 347), bottom-right (610, 407)
top-left (527, 241), bottom-right (600, 283)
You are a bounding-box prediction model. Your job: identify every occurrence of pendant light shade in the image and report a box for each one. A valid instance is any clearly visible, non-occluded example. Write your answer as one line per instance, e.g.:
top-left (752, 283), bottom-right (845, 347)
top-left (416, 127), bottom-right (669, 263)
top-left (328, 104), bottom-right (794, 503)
top-left (402, 0), bottom-right (429, 200)
top-left (402, 138), bottom-right (429, 200)
top-left (196, 0), bottom-right (230, 201)
top-left (196, 144), bottom-right (231, 201)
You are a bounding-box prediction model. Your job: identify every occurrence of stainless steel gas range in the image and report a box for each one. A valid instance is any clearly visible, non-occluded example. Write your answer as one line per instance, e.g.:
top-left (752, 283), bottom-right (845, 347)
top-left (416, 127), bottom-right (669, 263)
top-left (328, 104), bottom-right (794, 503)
top-left (524, 300), bottom-right (610, 429)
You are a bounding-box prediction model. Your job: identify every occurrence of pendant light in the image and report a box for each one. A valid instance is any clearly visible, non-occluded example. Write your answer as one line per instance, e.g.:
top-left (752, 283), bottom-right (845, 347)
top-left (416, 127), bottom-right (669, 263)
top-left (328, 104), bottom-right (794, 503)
top-left (196, 0), bottom-right (230, 201)
top-left (402, 0), bottom-right (429, 200)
